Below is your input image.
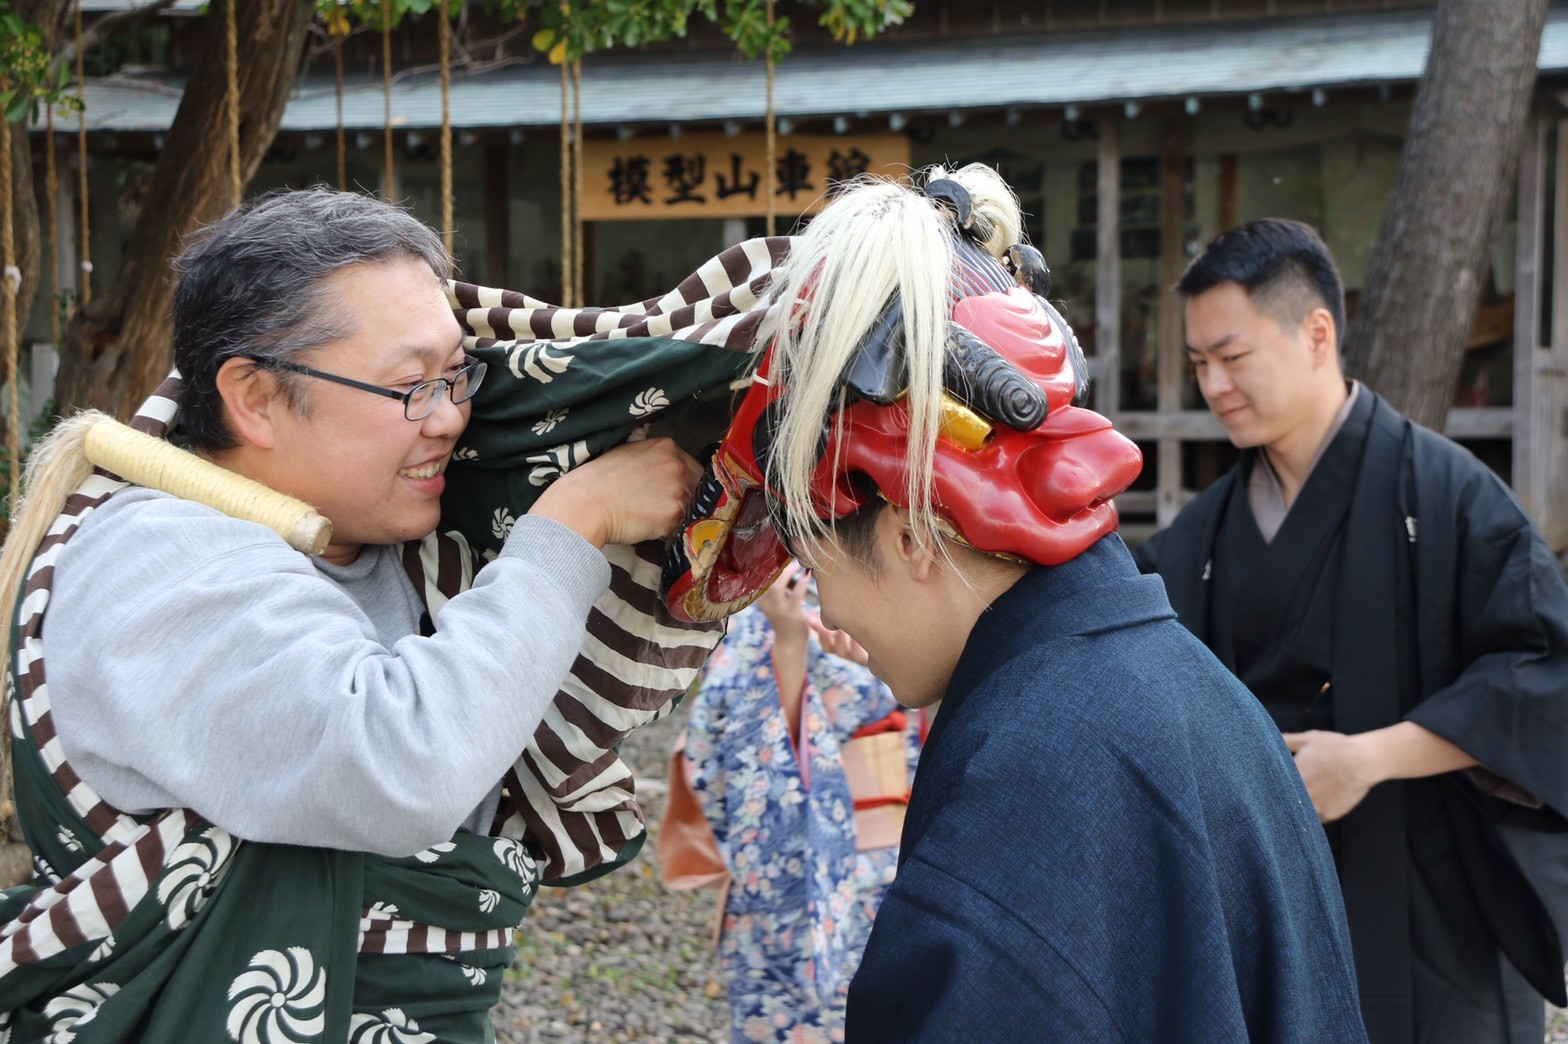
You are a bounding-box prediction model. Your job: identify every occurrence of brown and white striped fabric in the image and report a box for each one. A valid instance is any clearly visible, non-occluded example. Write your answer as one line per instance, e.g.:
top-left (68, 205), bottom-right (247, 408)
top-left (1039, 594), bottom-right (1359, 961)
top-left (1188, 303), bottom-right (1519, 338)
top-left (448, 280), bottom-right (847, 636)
top-left (12, 476), bottom-right (151, 853)
top-left (0, 467), bottom-right (217, 971)
top-left (400, 530), bottom-right (723, 880)
top-left (451, 236), bottom-right (790, 354)
top-left (441, 236), bottom-right (803, 879)
top-left (356, 894), bottom-right (514, 957)
top-left (502, 540), bottom-right (721, 878)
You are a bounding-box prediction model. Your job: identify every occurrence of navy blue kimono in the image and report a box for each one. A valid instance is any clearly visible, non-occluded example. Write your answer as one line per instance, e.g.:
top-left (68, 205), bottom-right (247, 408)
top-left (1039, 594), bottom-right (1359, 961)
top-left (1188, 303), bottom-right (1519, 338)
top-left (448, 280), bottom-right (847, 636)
top-left (845, 536), bottom-right (1367, 1042)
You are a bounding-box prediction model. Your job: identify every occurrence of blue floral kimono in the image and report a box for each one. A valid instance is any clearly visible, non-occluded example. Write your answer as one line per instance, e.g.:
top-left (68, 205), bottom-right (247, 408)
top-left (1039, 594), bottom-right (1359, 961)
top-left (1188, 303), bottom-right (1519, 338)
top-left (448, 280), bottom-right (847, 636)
top-left (685, 606), bottom-right (909, 1043)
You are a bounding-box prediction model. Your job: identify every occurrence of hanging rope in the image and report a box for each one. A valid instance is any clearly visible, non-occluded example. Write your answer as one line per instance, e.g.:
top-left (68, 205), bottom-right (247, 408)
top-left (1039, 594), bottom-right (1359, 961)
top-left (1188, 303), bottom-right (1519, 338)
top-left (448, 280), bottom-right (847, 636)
top-left (2, 110), bottom-right (20, 521)
top-left (559, 60), bottom-right (571, 307)
top-left (225, 0), bottom-right (241, 206)
top-left (0, 102), bottom-right (12, 812)
top-left (764, 0), bottom-right (776, 236)
top-left (74, 0), bottom-right (91, 307)
top-left (571, 57), bottom-right (583, 306)
top-left (45, 106), bottom-right (59, 349)
top-left (334, 28), bottom-right (346, 191)
top-left (438, 0), bottom-right (453, 257)
top-left (382, 0), bottom-right (394, 201)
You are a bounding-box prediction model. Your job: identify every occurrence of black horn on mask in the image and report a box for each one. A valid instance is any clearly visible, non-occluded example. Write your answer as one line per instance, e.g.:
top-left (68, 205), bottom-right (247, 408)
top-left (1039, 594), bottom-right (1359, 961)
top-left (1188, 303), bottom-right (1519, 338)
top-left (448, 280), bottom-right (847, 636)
top-left (943, 322), bottom-right (1049, 431)
top-left (1004, 243), bottom-right (1052, 299)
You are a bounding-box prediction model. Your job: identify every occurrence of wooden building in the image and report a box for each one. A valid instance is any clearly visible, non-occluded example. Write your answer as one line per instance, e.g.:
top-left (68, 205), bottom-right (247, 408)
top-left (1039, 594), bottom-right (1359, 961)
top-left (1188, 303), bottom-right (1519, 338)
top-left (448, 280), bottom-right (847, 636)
top-left (30, 0), bottom-right (1568, 546)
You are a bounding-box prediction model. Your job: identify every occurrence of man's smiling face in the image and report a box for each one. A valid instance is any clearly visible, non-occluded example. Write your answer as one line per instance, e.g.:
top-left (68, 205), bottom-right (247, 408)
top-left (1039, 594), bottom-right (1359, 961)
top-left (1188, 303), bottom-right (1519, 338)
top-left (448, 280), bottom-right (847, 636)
top-left (264, 258), bottom-right (471, 564)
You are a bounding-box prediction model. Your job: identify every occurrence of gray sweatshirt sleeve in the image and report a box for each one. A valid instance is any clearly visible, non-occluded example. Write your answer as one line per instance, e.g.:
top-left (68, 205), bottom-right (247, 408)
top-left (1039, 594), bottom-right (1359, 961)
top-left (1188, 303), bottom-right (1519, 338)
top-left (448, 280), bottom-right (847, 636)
top-left (44, 491), bottom-right (610, 858)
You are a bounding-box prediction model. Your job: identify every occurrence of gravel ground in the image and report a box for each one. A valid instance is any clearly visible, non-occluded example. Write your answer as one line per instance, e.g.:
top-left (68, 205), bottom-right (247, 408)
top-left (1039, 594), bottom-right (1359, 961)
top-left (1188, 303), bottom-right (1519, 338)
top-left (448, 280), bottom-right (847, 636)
top-left (492, 700), bottom-right (1568, 1043)
top-left (495, 702), bottom-right (731, 1043)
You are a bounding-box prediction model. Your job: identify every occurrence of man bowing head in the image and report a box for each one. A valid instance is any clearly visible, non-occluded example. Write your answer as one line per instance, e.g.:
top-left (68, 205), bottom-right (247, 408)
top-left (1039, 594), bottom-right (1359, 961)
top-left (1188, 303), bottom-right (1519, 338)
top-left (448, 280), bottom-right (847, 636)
top-left (672, 169), bottom-right (1367, 1042)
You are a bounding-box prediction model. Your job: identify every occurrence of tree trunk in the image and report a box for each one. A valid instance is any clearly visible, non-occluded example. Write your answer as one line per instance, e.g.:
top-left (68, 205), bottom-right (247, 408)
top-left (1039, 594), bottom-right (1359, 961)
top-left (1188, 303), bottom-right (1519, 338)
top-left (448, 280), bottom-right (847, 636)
top-left (4, 0), bottom-right (71, 386)
top-left (1344, 0), bottom-right (1549, 430)
top-left (55, 0), bottom-right (314, 419)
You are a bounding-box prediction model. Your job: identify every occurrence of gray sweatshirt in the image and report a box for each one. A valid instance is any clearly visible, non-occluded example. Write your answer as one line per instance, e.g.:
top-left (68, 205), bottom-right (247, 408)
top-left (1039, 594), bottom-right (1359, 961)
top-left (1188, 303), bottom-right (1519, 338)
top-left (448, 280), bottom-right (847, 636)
top-left (43, 488), bottom-right (610, 858)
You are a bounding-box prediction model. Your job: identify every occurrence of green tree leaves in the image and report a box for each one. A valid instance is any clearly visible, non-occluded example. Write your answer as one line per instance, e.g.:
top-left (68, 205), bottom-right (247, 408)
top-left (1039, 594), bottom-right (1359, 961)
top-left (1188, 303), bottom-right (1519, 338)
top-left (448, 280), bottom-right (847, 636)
top-left (0, 0), bottom-right (77, 124)
top-left (310, 0), bottom-right (910, 67)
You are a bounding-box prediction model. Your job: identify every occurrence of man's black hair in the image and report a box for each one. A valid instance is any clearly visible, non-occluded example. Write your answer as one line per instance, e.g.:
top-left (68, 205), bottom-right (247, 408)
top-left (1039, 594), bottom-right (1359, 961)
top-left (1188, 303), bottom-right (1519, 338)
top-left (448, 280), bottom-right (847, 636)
top-left (1175, 218), bottom-right (1346, 342)
top-left (171, 188), bottom-right (451, 454)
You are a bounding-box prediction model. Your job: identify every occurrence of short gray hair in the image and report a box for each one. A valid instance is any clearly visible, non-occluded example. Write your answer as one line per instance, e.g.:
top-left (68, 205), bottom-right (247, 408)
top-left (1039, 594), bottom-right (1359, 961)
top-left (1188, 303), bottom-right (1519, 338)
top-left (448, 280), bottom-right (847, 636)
top-left (171, 187), bottom-right (451, 452)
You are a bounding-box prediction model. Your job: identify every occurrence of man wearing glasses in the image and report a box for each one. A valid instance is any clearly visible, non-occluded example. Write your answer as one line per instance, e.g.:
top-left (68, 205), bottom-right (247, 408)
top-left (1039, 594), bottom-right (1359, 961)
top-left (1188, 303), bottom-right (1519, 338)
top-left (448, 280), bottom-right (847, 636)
top-left (0, 189), bottom-right (701, 1039)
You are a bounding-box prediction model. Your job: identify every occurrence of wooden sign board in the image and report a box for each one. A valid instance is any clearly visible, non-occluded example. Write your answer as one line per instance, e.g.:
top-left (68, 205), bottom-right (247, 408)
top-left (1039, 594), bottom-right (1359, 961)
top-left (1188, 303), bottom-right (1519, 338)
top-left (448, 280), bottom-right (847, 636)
top-left (581, 133), bottom-right (911, 221)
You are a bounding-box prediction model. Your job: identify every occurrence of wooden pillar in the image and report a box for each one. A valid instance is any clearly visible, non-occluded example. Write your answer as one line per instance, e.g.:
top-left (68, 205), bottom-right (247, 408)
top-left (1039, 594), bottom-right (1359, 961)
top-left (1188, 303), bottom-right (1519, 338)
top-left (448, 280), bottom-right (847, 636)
top-left (1095, 115), bottom-right (1122, 419)
top-left (1155, 115), bottom-right (1189, 527)
top-left (1512, 114), bottom-right (1545, 525)
top-left (1217, 153), bottom-right (1238, 232)
top-left (1514, 109), bottom-right (1568, 549)
top-left (1552, 118), bottom-right (1568, 353)
top-left (1550, 116), bottom-right (1568, 550)
top-left (580, 222), bottom-right (596, 304)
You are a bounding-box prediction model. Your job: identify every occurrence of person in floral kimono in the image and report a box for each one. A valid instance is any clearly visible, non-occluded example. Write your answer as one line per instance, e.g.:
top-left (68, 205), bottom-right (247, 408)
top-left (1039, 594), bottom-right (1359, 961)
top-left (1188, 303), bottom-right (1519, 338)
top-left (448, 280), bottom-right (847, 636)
top-left (683, 565), bottom-right (917, 1043)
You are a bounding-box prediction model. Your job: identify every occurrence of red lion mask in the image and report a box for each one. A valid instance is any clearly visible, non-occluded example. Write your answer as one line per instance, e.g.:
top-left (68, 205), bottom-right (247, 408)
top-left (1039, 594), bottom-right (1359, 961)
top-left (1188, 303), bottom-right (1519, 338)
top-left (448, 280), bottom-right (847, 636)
top-left (662, 187), bottom-right (1143, 623)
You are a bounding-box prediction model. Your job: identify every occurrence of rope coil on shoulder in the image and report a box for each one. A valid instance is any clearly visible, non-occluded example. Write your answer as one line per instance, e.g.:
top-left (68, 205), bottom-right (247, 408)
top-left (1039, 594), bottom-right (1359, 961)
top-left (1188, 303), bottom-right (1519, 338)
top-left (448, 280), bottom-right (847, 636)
top-left (81, 417), bottom-right (332, 554)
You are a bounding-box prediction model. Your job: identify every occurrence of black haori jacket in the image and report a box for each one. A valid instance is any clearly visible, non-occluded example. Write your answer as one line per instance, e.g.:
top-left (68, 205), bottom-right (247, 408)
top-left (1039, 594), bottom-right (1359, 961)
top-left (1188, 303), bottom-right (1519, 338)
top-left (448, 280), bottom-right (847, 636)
top-left (1138, 389), bottom-right (1568, 1043)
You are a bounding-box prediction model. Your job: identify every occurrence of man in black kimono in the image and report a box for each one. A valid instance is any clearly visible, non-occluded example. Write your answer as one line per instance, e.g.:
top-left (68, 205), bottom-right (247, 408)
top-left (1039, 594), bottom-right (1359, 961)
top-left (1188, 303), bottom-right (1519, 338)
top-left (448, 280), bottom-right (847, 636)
top-left (1136, 218), bottom-right (1568, 1044)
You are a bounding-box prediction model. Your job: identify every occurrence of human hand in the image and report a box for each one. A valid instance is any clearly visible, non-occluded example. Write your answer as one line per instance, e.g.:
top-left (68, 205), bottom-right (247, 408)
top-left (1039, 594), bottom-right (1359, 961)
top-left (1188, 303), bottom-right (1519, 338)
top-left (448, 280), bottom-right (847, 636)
top-left (1282, 730), bottom-right (1381, 823)
top-left (756, 565), bottom-right (811, 646)
top-left (529, 437), bottom-right (702, 547)
top-left (807, 613), bottom-right (870, 667)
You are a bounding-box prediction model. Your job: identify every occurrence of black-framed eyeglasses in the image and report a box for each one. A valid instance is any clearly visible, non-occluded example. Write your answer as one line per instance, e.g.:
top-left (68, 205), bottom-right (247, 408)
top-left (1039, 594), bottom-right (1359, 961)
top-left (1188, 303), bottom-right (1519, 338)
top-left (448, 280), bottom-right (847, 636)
top-left (257, 355), bottom-right (488, 421)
